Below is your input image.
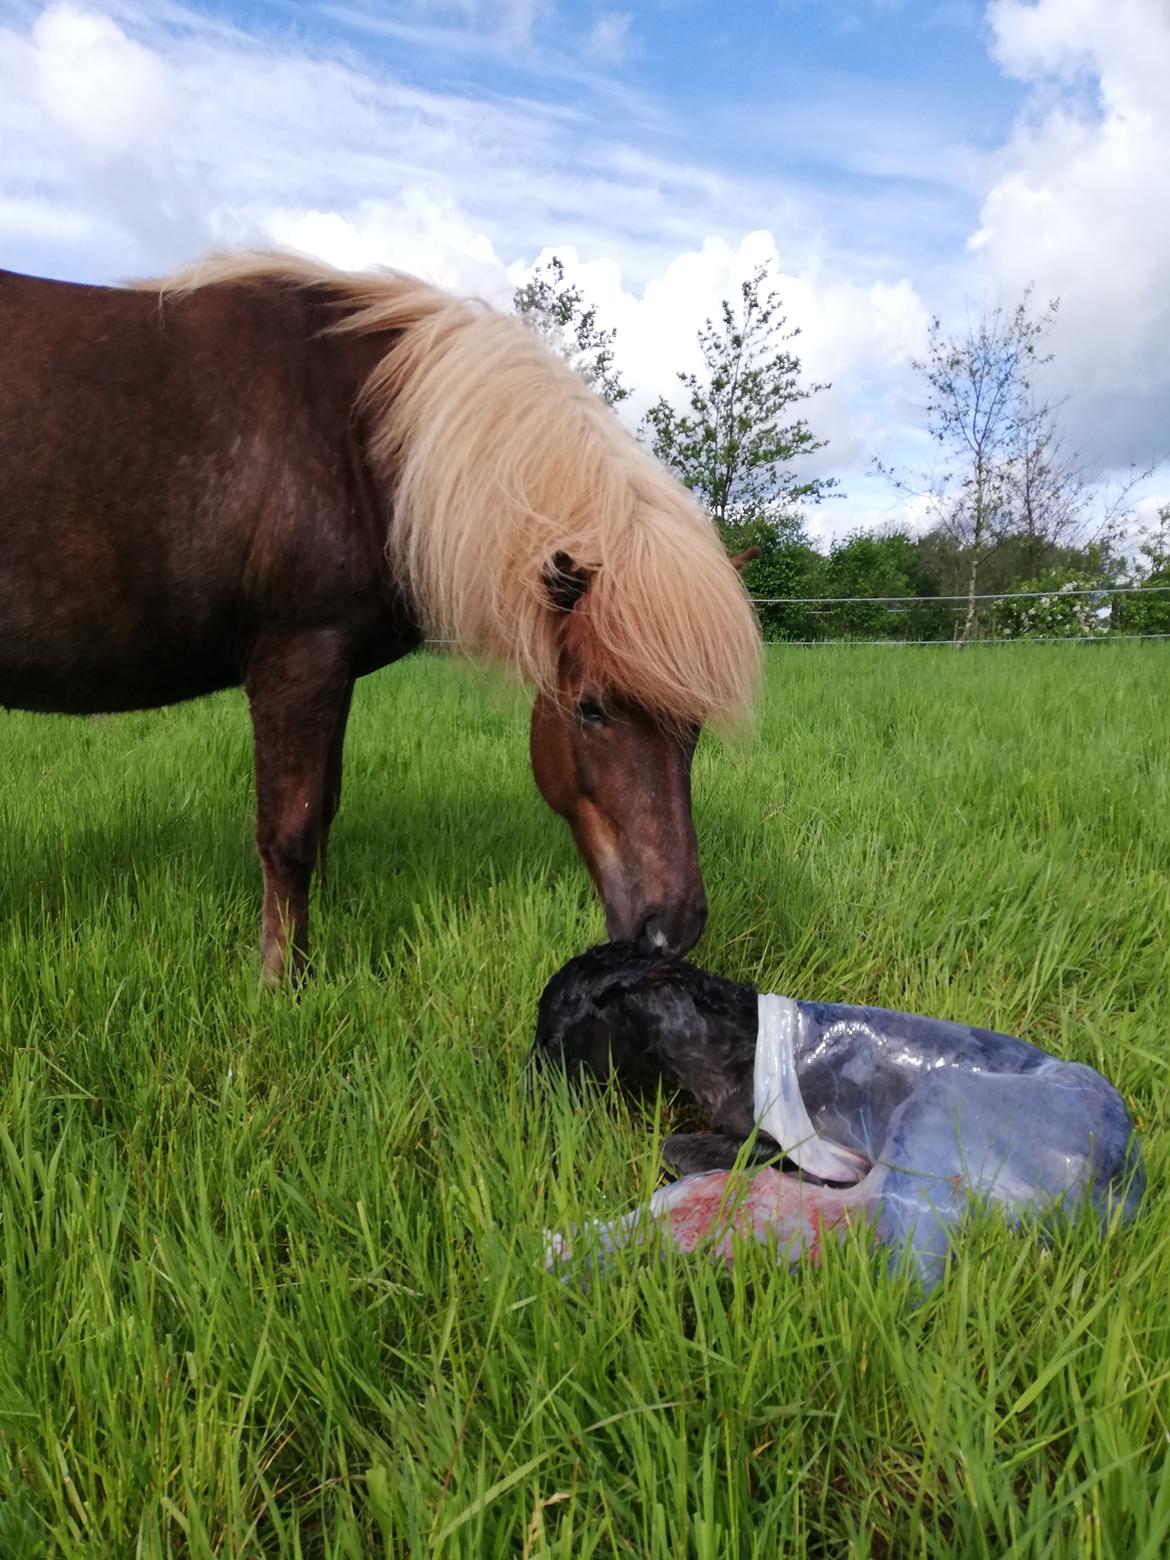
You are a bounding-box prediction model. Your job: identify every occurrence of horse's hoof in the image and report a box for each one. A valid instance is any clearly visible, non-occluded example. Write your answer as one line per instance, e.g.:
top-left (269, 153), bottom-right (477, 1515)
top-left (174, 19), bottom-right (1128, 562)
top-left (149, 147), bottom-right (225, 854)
top-left (261, 943), bottom-right (309, 990)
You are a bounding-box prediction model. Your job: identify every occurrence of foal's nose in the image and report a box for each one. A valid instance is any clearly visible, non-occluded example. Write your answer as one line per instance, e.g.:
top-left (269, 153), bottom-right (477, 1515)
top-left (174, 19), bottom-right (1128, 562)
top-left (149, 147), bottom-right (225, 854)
top-left (634, 897), bottom-right (708, 957)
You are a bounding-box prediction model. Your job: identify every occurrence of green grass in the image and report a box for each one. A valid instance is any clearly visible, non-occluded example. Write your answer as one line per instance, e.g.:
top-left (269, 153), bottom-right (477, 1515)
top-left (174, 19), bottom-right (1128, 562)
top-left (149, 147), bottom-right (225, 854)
top-left (1, 643), bottom-right (1168, 1557)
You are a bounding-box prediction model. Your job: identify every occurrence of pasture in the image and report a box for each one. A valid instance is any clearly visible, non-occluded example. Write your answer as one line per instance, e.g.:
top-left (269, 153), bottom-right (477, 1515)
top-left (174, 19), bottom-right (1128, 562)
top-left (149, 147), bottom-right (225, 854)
top-left (0, 644), bottom-right (1167, 1556)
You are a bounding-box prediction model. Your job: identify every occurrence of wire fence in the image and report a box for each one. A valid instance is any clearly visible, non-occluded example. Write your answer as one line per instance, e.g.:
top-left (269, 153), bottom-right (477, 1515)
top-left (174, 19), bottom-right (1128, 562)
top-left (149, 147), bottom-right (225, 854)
top-left (422, 584), bottom-right (1170, 650)
top-left (749, 584), bottom-right (1169, 604)
top-left (753, 631), bottom-right (1170, 647)
top-left (745, 581), bottom-right (1170, 647)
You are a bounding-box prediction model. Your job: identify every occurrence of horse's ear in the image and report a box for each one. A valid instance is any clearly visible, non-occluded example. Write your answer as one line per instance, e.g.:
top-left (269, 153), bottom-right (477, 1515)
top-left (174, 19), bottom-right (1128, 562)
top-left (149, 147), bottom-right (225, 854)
top-left (544, 552), bottom-right (592, 613)
top-left (729, 545), bottom-right (760, 574)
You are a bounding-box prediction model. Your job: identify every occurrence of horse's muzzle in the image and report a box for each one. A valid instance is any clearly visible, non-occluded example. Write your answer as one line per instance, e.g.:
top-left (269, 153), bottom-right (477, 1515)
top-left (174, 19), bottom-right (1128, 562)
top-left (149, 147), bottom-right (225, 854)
top-left (620, 898), bottom-right (709, 958)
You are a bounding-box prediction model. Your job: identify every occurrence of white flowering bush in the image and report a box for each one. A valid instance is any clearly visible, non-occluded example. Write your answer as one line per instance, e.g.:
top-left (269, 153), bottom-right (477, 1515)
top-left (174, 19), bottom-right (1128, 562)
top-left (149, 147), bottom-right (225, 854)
top-left (990, 572), bottom-right (1112, 639)
top-left (1119, 521), bottom-right (1170, 635)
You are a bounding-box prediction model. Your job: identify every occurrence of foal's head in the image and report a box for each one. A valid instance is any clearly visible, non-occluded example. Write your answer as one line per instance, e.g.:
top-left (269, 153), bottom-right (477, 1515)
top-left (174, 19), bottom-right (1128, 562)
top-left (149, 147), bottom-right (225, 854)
top-left (530, 942), bottom-right (760, 1144)
top-left (529, 556), bottom-right (709, 956)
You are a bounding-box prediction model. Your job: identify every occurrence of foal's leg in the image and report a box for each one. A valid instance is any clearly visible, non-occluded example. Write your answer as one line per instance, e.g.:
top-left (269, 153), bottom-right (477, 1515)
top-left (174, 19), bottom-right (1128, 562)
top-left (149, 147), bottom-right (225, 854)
top-left (318, 678), bottom-right (354, 890)
top-left (246, 633), bottom-right (351, 986)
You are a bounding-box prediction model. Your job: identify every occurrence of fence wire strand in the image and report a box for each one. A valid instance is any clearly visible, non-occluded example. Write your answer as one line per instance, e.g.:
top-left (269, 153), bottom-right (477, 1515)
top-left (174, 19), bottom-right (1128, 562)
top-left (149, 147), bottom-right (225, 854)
top-left (745, 581), bottom-right (1170, 647)
top-left (748, 583), bottom-right (1170, 605)
top-left (757, 632), bottom-right (1170, 647)
top-left (422, 584), bottom-right (1170, 650)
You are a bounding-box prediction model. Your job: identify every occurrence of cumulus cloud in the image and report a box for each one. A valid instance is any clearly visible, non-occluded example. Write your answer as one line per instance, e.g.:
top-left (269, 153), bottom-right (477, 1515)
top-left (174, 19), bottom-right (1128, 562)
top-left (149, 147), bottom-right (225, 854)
top-left (263, 196), bottom-right (510, 302)
top-left (32, 2), bottom-right (177, 156)
top-left (0, 2), bottom-right (933, 515)
top-left (33, 4), bottom-right (1153, 538)
top-left (510, 233), bottom-right (929, 483)
top-left (971, 0), bottom-right (1170, 480)
top-left (0, 2), bottom-right (785, 283)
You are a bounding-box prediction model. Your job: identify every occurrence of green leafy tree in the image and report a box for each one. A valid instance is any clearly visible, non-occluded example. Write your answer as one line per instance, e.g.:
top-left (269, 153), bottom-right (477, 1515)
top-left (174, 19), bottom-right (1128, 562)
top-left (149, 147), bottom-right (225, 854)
top-left (821, 531), bottom-right (953, 641)
top-left (640, 262), bottom-right (835, 547)
top-left (512, 254), bottom-right (629, 407)
top-left (722, 513), bottom-right (826, 641)
top-left (913, 525), bottom-right (1127, 603)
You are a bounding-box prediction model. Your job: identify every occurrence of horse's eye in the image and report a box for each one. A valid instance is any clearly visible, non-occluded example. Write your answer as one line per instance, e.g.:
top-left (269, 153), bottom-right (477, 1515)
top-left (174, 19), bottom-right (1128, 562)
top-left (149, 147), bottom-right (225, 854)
top-left (575, 698), bottom-right (607, 728)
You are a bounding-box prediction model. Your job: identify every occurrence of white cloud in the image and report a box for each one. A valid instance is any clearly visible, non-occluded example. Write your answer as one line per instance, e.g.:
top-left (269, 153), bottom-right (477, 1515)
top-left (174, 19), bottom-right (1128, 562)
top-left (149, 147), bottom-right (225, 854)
top-left (0, 4), bottom-right (930, 492)
top-left (0, 2), bottom-right (762, 282)
top-left (262, 195), bottom-right (511, 302)
top-left (509, 233), bottom-right (929, 487)
top-left (31, 2), bottom-right (178, 156)
top-left (971, 0), bottom-right (1170, 473)
top-left (0, 194), bottom-right (97, 243)
top-left (1132, 488), bottom-right (1170, 542)
top-left (28, 2), bottom-right (1170, 545)
top-left (346, 0), bottom-right (553, 51)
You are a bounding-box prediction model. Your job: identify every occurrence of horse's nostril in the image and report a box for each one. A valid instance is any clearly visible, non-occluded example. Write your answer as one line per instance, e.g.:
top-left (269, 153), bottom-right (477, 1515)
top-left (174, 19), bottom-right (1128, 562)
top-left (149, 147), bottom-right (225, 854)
top-left (635, 901), bottom-right (707, 957)
top-left (680, 899), bottom-right (708, 954)
top-left (633, 908), bottom-right (667, 953)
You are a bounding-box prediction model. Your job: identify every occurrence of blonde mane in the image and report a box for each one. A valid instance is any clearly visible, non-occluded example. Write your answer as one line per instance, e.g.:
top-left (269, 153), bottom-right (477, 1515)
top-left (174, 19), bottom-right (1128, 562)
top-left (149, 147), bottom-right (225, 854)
top-left (143, 252), bottom-right (762, 727)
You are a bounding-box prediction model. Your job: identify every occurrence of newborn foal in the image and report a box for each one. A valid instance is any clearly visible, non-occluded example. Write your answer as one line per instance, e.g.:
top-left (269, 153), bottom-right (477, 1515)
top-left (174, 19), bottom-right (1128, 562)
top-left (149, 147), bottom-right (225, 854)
top-left (533, 944), bottom-right (1144, 1287)
top-left (532, 942), bottom-right (783, 1176)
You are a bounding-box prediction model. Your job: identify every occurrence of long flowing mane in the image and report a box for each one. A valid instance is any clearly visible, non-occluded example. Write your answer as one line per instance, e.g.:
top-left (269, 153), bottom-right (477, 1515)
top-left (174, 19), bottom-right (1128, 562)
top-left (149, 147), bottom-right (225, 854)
top-left (143, 252), bottom-right (762, 726)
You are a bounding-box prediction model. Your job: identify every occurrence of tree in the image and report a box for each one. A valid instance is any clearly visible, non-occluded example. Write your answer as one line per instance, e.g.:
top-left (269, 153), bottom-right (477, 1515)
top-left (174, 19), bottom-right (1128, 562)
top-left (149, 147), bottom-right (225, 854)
top-left (876, 293), bottom-right (1063, 641)
top-left (640, 262), bottom-right (835, 551)
top-left (878, 290), bottom-right (1149, 642)
top-left (821, 530), bottom-right (953, 642)
top-left (912, 523), bottom-right (1126, 604)
top-left (717, 512), bottom-right (826, 641)
top-left (1008, 415), bottom-right (1147, 582)
top-left (512, 254), bottom-right (629, 407)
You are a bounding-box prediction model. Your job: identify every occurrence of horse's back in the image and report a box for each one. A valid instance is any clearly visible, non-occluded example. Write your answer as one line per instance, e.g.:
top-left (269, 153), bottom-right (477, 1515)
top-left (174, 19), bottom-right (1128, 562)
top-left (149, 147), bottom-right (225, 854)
top-left (0, 269), bottom-right (396, 713)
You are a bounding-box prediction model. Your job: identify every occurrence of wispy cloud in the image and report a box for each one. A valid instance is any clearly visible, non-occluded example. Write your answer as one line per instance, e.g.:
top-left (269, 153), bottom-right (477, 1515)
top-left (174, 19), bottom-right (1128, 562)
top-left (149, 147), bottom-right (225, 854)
top-left (0, 2), bottom-right (677, 280)
top-left (320, 1), bottom-right (645, 103)
top-left (3, 0), bottom-right (1164, 534)
top-left (1, 0), bottom-right (900, 289)
top-left (585, 10), bottom-right (631, 65)
top-left (406, 0), bottom-right (553, 49)
top-left (0, 1), bottom-right (945, 524)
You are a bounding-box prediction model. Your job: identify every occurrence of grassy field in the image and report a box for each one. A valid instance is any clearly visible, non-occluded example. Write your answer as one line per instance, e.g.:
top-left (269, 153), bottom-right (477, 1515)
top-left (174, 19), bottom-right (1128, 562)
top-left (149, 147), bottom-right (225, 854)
top-left (0, 643), bottom-right (1167, 1556)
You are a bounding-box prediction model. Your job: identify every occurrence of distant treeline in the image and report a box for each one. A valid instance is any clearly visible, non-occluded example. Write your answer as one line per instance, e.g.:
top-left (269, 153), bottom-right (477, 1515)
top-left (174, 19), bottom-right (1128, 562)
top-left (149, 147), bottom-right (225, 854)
top-left (725, 517), bottom-right (1170, 643)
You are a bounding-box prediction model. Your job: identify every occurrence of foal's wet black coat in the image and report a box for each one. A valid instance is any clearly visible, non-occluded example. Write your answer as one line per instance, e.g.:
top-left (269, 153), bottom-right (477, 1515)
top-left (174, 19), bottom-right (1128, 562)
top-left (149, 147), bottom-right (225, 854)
top-left (532, 943), bottom-right (782, 1175)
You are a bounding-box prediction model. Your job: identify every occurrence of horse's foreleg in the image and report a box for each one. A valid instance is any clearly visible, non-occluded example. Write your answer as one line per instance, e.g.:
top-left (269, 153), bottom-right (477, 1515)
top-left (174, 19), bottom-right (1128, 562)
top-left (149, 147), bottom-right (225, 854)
top-left (246, 632), bottom-right (351, 987)
top-left (318, 678), bottom-right (354, 890)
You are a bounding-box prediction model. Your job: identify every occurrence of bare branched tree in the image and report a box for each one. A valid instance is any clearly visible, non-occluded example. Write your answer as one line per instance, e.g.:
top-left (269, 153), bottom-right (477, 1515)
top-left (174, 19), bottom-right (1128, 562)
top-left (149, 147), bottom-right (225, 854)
top-left (876, 293), bottom-right (1059, 640)
top-left (877, 290), bottom-right (1150, 641)
top-left (1009, 410), bottom-right (1148, 576)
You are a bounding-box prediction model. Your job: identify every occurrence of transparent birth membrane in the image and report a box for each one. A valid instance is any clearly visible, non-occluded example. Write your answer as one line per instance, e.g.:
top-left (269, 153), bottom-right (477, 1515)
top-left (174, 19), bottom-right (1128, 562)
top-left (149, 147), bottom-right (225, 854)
top-left (545, 997), bottom-right (1145, 1291)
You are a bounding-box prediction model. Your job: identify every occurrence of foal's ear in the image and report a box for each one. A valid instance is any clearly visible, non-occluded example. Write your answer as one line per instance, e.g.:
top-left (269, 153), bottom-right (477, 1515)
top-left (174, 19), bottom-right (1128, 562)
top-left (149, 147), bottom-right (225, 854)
top-left (728, 545), bottom-right (760, 574)
top-left (544, 552), bottom-right (592, 613)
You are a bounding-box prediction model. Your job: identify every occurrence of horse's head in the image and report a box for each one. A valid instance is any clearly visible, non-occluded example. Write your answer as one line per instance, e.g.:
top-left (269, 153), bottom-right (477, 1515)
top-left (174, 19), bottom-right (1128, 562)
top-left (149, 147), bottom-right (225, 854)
top-left (530, 555), bottom-right (708, 956)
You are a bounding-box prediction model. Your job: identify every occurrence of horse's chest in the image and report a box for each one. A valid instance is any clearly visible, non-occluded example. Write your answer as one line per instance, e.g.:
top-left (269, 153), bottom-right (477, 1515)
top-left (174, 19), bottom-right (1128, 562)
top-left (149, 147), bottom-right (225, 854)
top-left (348, 609), bottom-right (423, 677)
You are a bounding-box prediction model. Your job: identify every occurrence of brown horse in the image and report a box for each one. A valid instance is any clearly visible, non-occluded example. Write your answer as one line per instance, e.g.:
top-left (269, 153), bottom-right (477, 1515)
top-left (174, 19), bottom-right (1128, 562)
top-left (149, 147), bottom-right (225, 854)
top-left (0, 253), bottom-right (761, 982)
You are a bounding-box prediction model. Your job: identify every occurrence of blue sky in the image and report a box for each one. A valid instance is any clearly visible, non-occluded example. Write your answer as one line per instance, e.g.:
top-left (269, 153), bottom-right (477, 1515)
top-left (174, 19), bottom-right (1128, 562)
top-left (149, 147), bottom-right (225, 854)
top-left (2, 0), bottom-right (1168, 541)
